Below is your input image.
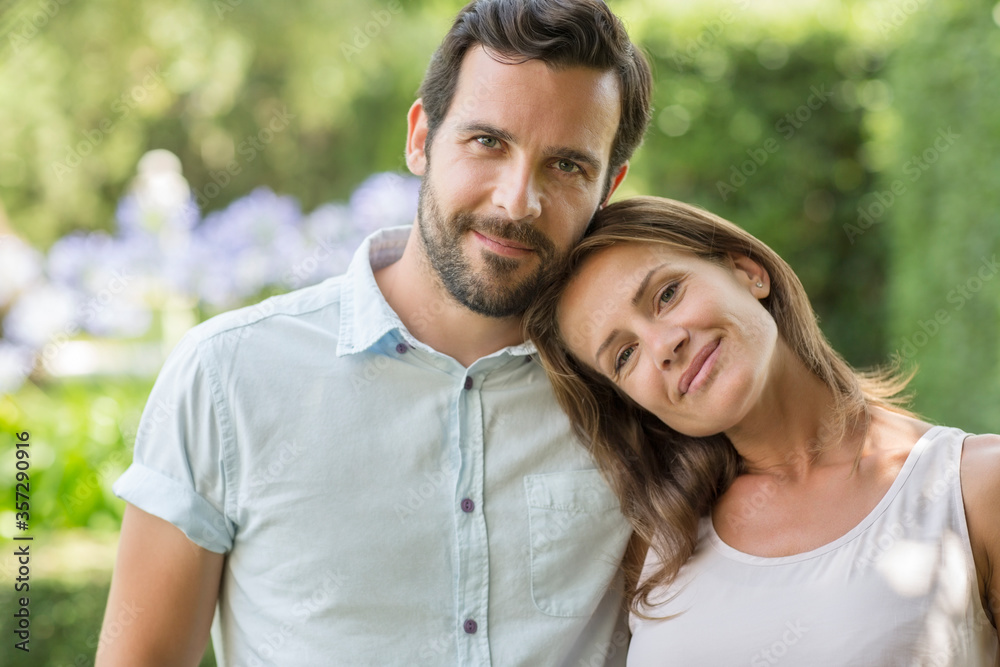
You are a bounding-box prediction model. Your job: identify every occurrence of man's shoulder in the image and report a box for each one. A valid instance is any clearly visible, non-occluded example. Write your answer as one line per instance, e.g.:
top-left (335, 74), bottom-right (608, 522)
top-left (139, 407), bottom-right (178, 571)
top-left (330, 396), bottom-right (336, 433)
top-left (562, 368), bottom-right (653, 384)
top-left (186, 274), bottom-right (348, 349)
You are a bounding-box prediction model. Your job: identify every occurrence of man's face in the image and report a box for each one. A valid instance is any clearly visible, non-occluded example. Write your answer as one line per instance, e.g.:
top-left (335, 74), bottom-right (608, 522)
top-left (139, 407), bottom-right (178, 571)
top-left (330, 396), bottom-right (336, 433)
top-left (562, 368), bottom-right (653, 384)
top-left (407, 46), bottom-right (624, 318)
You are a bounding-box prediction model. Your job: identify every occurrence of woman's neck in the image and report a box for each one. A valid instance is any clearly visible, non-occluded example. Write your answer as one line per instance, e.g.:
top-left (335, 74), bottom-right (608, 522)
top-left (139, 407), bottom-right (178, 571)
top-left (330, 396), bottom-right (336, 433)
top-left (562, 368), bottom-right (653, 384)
top-left (724, 343), bottom-right (862, 481)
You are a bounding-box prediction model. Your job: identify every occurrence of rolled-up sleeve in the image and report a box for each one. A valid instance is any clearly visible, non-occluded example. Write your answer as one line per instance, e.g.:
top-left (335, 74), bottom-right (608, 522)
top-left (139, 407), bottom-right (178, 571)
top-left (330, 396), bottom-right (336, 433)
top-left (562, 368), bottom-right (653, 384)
top-left (113, 329), bottom-right (236, 553)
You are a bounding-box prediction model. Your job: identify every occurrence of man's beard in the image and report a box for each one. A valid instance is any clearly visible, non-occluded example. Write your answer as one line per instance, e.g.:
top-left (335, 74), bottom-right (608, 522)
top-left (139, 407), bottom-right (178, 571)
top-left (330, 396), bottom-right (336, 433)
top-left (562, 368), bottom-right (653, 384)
top-left (417, 177), bottom-right (559, 318)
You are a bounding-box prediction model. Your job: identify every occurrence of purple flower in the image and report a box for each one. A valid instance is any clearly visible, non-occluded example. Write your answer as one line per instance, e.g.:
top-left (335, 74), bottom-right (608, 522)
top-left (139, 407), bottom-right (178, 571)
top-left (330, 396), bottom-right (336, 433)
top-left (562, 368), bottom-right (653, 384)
top-left (2, 283), bottom-right (78, 349)
top-left (190, 188), bottom-right (306, 307)
top-left (48, 232), bottom-right (156, 297)
top-left (116, 149), bottom-right (198, 239)
top-left (0, 235), bottom-right (44, 307)
top-left (348, 172), bottom-right (420, 235)
top-left (77, 291), bottom-right (153, 339)
top-left (283, 203), bottom-right (362, 289)
top-left (0, 342), bottom-right (34, 394)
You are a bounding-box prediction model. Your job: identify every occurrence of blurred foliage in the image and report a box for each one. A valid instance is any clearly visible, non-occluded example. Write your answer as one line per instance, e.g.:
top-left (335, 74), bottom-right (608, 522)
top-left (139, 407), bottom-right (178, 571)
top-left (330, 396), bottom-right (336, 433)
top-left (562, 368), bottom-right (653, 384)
top-left (874, 0), bottom-right (1000, 432)
top-left (0, 377), bottom-right (153, 535)
top-left (0, 0), bottom-right (445, 247)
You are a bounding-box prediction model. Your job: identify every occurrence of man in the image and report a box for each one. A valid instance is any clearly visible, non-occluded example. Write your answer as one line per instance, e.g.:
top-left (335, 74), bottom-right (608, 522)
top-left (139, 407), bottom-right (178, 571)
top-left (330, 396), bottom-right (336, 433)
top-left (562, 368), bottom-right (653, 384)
top-left (99, 0), bottom-right (652, 664)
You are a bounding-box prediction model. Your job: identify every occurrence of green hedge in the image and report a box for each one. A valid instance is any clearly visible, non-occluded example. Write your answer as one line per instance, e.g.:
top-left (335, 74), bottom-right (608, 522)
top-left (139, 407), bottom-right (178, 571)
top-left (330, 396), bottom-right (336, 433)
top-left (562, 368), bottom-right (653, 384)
top-left (877, 0), bottom-right (1000, 431)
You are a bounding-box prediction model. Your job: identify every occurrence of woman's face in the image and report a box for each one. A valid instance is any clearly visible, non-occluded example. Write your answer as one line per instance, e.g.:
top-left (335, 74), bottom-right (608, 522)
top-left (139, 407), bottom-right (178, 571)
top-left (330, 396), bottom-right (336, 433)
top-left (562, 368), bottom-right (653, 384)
top-left (557, 242), bottom-right (779, 437)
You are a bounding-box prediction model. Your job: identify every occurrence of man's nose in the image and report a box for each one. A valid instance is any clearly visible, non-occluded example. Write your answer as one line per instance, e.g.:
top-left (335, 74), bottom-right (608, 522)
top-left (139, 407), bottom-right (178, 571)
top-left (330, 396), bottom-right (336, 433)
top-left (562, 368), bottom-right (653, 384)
top-left (492, 159), bottom-right (542, 221)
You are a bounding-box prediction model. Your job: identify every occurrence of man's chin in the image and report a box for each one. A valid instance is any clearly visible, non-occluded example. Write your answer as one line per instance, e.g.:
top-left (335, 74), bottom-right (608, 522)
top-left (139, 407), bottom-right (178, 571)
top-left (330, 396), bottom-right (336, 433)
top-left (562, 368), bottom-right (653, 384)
top-left (450, 277), bottom-right (542, 319)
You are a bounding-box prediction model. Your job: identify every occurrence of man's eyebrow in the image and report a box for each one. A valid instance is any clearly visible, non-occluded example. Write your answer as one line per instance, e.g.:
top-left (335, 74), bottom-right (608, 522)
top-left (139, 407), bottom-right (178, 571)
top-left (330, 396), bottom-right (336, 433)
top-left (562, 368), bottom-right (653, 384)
top-left (544, 145), bottom-right (602, 173)
top-left (455, 122), bottom-right (603, 174)
top-left (593, 263), bottom-right (668, 369)
top-left (456, 122), bottom-right (516, 145)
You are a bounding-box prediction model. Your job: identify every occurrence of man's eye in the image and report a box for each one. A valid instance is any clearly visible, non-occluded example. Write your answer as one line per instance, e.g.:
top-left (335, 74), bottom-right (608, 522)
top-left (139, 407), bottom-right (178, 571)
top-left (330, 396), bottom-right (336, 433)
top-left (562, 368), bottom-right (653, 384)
top-left (477, 136), bottom-right (499, 148)
top-left (556, 159), bottom-right (581, 174)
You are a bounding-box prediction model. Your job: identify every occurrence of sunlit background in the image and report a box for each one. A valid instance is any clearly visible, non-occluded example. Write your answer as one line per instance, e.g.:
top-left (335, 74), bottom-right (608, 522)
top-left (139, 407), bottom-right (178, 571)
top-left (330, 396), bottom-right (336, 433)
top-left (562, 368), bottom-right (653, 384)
top-left (1, 0), bottom-right (998, 663)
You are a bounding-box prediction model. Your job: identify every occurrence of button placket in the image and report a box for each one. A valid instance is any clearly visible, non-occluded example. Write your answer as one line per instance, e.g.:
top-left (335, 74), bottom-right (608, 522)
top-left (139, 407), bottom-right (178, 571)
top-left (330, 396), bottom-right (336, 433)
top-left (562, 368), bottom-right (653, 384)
top-left (455, 366), bottom-right (489, 664)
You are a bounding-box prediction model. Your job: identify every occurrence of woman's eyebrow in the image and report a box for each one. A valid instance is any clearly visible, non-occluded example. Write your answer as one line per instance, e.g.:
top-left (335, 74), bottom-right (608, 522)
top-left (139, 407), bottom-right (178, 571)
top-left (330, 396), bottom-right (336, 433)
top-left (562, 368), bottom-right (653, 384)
top-left (631, 263), bottom-right (668, 307)
top-left (595, 328), bottom-right (622, 369)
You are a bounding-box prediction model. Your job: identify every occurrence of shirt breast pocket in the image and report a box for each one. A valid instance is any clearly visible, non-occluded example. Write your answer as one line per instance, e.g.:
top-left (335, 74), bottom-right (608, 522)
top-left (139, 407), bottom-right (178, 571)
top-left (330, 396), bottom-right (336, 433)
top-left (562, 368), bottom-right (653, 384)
top-left (524, 469), bottom-right (632, 618)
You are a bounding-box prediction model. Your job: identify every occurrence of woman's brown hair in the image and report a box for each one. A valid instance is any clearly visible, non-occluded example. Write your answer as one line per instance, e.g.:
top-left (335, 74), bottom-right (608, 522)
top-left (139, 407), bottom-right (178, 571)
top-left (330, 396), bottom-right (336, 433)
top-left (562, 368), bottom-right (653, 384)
top-left (523, 196), bottom-right (913, 617)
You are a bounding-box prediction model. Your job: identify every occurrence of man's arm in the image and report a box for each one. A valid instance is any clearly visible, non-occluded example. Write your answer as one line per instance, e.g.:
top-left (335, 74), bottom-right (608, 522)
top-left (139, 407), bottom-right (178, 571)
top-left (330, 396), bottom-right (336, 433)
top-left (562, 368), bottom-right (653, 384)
top-left (96, 503), bottom-right (224, 667)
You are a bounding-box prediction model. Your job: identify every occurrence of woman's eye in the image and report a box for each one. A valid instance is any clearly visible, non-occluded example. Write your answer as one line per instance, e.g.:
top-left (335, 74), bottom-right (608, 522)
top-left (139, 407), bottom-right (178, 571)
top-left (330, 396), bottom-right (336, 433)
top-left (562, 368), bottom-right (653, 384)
top-left (477, 136), bottom-right (499, 148)
top-left (614, 346), bottom-right (634, 373)
top-left (556, 159), bottom-right (580, 174)
top-left (659, 284), bottom-right (678, 305)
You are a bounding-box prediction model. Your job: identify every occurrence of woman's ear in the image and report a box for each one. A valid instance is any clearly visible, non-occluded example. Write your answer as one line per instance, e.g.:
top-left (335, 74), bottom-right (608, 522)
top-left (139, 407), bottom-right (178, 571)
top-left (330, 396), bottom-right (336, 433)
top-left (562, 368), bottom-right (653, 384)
top-left (728, 252), bottom-right (770, 299)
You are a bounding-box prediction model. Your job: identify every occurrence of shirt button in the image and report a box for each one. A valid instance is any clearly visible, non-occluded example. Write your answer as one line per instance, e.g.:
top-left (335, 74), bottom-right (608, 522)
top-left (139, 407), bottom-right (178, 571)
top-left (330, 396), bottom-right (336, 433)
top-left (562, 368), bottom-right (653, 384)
top-left (464, 376), bottom-right (473, 390)
top-left (461, 498), bottom-right (474, 513)
top-left (463, 619), bottom-right (478, 634)
top-left (395, 342), bottom-right (408, 354)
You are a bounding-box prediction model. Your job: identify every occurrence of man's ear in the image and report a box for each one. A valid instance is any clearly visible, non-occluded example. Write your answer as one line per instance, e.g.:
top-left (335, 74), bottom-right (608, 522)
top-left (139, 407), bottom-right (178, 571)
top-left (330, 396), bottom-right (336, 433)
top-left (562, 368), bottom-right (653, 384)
top-left (405, 99), bottom-right (430, 176)
top-left (729, 252), bottom-right (771, 298)
top-left (600, 163), bottom-right (629, 208)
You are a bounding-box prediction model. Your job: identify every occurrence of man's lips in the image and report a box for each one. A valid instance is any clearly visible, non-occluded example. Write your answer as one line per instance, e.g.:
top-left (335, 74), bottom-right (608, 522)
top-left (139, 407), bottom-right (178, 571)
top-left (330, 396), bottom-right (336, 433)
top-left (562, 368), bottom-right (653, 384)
top-left (472, 230), bottom-right (534, 255)
top-left (678, 339), bottom-right (721, 395)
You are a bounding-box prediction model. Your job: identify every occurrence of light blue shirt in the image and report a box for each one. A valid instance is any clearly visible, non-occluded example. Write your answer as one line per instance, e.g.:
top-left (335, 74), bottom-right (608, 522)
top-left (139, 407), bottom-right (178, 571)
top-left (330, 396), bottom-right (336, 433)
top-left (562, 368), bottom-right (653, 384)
top-left (114, 227), bottom-right (632, 666)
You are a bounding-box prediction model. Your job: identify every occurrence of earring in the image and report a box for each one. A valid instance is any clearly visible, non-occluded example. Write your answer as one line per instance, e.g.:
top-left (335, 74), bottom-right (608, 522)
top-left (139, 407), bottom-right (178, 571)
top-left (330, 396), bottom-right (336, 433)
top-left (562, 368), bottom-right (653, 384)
top-left (755, 281), bottom-right (764, 288)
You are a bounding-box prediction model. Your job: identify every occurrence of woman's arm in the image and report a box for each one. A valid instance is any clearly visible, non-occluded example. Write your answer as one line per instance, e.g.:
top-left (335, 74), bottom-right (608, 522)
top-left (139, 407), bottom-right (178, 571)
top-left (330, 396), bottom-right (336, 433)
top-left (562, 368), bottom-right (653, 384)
top-left (96, 504), bottom-right (224, 666)
top-left (960, 433), bottom-right (1000, 648)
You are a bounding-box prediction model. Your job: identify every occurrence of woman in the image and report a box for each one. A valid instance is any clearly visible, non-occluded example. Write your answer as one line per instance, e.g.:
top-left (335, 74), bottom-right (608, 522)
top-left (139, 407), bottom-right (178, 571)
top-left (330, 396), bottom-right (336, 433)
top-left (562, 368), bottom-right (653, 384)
top-left (524, 196), bottom-right (999, 665)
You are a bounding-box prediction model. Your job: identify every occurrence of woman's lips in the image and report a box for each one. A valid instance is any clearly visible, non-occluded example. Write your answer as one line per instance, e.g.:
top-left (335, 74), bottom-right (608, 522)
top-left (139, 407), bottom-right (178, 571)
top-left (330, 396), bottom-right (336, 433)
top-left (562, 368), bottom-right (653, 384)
top-left (679, 339), bottom-right (721, 395)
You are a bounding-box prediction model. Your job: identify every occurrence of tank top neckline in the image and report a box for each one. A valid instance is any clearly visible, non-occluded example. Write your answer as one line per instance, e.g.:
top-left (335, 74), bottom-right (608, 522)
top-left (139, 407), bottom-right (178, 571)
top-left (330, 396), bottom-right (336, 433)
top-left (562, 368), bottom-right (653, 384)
top-left (705, 424), bottom-right (950, 566)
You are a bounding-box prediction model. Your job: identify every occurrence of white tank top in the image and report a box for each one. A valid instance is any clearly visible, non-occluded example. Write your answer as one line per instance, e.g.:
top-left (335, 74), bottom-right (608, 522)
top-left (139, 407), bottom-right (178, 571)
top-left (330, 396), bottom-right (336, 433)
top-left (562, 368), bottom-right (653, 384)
top-left (628, 425), bottom-right (998, 666)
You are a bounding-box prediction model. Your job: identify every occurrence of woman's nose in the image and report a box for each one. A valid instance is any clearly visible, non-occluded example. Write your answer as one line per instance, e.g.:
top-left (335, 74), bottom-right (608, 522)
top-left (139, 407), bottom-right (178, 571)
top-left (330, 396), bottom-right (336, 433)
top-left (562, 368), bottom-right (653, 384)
top-left (648, 324), bottom-right (688, 370)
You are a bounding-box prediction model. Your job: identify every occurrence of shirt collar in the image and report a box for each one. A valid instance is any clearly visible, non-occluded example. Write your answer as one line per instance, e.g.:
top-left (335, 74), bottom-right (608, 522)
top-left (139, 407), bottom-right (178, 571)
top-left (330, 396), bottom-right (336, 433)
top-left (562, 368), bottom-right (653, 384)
top-left (336, 226), bottom-right (537, 360)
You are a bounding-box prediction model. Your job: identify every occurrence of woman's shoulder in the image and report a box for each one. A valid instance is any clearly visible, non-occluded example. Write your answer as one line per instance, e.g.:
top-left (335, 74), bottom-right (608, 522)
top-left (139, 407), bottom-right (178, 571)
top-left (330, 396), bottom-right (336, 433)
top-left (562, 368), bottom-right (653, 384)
top-left (864, 407), bottom-right (934, 462)
top-left (962, 431), bottom-right (1000, 450)
top-left (959, 430), bottom-right (1000, 510)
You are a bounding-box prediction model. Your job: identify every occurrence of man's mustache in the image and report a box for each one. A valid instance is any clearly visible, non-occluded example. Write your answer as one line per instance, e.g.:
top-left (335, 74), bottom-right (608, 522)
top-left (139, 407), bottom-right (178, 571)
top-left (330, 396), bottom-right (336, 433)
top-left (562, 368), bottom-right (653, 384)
top-left (453, 213), bottom-right (555, 257)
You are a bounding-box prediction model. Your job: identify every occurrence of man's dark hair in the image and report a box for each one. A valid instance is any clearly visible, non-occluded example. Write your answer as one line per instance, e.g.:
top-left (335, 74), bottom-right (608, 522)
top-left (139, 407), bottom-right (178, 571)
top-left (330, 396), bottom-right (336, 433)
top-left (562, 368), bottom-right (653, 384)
top-left (419, 0), bottom-right (653, 189)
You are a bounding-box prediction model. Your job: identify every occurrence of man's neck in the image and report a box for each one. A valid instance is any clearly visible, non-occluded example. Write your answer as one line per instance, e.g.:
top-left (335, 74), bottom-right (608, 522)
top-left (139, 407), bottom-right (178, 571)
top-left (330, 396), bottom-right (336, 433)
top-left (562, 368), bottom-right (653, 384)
top-left (373, 231), bottom-right (526, 367)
